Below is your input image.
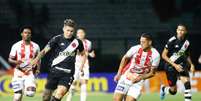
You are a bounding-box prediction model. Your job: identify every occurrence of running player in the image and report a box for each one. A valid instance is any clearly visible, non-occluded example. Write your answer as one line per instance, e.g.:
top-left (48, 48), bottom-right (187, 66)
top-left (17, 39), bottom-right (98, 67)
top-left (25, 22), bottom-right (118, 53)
top-left (66, 28), bottom-right (95, 101)
top-left (113, 33), bottom-right (160, 101)
top-left (8, 26), bottom-right (40, 101)
top-left (160, 24), bottom-right (195, 101)
top-left (30, 19), bottom-right (86, 101)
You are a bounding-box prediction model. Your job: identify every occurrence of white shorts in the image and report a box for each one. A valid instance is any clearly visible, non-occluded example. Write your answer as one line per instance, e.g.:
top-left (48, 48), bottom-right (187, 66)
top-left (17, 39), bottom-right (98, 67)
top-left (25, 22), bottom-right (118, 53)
top-left (74, 63), bottom-right (89, 81)
top-left (12, 73), bottom-right (36, 93)
top-left (114, 76), bottom-right (143, 99)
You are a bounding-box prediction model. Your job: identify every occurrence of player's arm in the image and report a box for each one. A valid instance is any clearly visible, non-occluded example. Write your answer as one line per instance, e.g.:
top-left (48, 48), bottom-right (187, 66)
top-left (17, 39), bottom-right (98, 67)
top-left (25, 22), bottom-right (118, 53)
top-left (162, 48), bottom-right (183, 72)
top-left (140, 67), bottom-right (156, 80)
top-left (34, 46), bottom-right (41, 74)
top-left (31, 46), bottom-right (51, 67)
top-left (187, 51), bottom-right (195, 74)
top-left (8, 44), bottom-right (22, 67)
top-left (8, 56), bottom-right (21, 66)
top-left (30, 35), bottom-right (58, 67)
top-left (78, 50), bottom-right (87, 72)
top-left (88, 50), bottom-right (95, 58)
top-left (88, 41), bottom-right (95, 58)
top-left (114, 46), bottom-right (135, 82)
top-left (114, 55), bottom-right (130, 82)
top-left (77, 39), bottom-right (87, 72)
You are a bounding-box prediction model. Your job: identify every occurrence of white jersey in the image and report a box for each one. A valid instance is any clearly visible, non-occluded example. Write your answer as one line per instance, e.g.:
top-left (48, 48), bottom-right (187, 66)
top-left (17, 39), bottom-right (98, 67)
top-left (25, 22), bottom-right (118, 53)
top-left (9, 40), bottom-right (40, 76)
top-left (74, 39), bottom-right (92, 80)
top-left (114, 45), bottom-right (160, 99)
top-left (121, 45), bottom-right (160, 80)
top-left (75, 39), bottom-right (92, 68)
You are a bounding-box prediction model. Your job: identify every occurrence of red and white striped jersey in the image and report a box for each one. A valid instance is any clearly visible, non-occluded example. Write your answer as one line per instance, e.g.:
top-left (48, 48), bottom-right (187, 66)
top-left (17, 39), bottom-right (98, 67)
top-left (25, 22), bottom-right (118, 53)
top-left (75, 39), bottom-right (92, 68)
top-left (122, 45), bottom-right (160, 75)
top-left (9, 40), bottom-right (40, 76)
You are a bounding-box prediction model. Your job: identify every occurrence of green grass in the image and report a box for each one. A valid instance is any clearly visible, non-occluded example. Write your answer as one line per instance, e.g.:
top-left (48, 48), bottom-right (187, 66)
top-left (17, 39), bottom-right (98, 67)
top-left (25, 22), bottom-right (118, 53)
top-left (0, 92), bottom-right (201, 101)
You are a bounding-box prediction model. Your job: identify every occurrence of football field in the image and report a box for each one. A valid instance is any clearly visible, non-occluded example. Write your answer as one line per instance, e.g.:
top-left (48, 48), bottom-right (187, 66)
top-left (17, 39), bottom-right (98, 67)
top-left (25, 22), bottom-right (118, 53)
top-left (1, 92), bottom-right (201, 101)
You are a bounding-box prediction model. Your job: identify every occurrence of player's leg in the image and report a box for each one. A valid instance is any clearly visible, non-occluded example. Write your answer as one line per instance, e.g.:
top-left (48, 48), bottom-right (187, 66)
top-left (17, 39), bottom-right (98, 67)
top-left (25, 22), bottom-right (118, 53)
top-left (113, 77), bottom-right (130, 101)
top-left (113, 92), bottom-right (125, 101)
top-left (52, 85), bottom-right (68, 101)
top-left (24, 74), bottom-right (36, 97)
top-left (51, 76), bottom-right (74, 101)
top-left (125, 96), bottom-right (137, 101)
top-left (80, 79), bottom-right (88, 101)
top-left (66, 81), bottom-right (78, 101)
top-left (12, 77), bottom-right (24, 101)
top-left (43, 74), bottom-right (58, 101)
top-left (80, 67), bottom-right (89, 101)
top-left (160, 65), bottom-right (178, 100)
top-left (125, 81), bottom-right (143, 101)
top-left (180, 71), bottom-right (192, 101)
top-left (66, 67), bottom-right (80, 101)
top-left (42, 88), bottom-right (54, 101)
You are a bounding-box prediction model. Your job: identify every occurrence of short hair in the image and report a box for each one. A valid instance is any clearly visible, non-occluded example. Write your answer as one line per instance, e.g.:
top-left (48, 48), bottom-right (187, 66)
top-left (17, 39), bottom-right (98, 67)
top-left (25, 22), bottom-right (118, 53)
top-left (141, 33), bottom-right (152, 41)
top-left (178, 24), bottom-right (187, 30)
top-left (64, 19), bottom-right (76, 28)
top-left (20, 25), bottom-right (32, 33)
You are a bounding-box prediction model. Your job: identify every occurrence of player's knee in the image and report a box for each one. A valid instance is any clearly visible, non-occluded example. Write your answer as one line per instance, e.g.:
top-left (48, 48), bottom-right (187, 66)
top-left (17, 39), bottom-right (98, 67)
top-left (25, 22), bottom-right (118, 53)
top-left (55, 91), bottom-right (65, 98)
top-left (113, 94), bottom-right (122, 101)
top-left (42, 90), bottom-right (52, 101)
top-left (13, 91), bottom-right (23, 101)
top-left (184, 81), bottom-right (191, 89)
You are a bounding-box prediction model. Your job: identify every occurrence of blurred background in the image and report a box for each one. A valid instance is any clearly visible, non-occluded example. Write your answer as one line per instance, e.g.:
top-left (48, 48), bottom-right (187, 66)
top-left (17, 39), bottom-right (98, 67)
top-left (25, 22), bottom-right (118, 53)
top-left (0, 0), bottom-right (201, 100)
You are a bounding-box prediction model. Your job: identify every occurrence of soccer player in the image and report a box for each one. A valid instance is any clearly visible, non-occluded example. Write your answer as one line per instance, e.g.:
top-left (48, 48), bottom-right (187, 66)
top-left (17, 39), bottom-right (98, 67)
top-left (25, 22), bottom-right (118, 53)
top-left (30, 19), bottom-right (86, 101)
top-left (113, 33), bottom-right (160, 101)
top-left (160, 24), bottom-right (195, 101)
top-left (8, 26), bottom-right (40, 101)
top-left (66, 28), bottom-right (95, 101)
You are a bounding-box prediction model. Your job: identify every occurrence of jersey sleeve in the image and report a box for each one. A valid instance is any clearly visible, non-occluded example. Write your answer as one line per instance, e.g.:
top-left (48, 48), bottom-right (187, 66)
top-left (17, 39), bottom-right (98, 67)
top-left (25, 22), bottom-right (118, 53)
top-left (9, 44), bottom-right (17, 59)
top-left (77, 39), bottom-right (84, 52)
top-left (165, 36), bottom-right (175, 50)
top-left (125, 46), bottom-right (138, 58)
top-left (151, 50), bottom-right (160, 68)
top-left (46, 35), bottom-right (59, 49)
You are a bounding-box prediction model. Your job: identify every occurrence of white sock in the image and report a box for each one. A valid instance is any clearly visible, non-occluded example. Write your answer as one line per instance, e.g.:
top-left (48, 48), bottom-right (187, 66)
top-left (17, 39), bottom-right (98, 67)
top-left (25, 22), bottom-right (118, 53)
top-left (13, 93), bottom-right (22, 101)
top-left (164, 86), bottom-right (170, 95)
top-left (80, 84), bottom-right (87, 101)
top-left (66, 85), bottom-right (75, 101)
top-left (184, 89), bottom-right (192, 101)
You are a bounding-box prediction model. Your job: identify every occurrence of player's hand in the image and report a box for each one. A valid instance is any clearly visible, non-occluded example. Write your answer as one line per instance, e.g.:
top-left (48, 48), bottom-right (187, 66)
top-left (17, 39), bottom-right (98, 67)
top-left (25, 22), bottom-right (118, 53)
top-left (190, 64), bottom-right (195, 76)
top-left (131, 74), bottom-right (142, 83)
top-left (23, 65), bottom-right (32, 73)
top-left (34, 69), bottom-right (40, 76)
top-left (114, 74), bottom-right (121, 83)
top-left (174, 64), bottom-right (184, 72)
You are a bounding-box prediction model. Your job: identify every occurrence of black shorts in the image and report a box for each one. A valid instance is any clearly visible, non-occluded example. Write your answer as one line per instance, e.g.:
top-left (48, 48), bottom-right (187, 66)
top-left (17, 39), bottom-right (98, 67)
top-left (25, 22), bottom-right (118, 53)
top-left (45, 71), bottom-right (74, 90)
top-left (164, 64), bottom-right (189, 87)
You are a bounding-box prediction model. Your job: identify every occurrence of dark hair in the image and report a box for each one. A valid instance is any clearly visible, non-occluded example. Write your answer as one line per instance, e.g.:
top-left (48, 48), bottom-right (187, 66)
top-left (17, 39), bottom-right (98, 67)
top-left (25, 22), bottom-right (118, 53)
top-left (64, 19), bottom-right (76, 28)
top-left (177, 24), bottom-right (187, 30)
top-left (141, 33), bottom-right (152, 41)
top-left (20, 25), bottom-right (32, 33)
